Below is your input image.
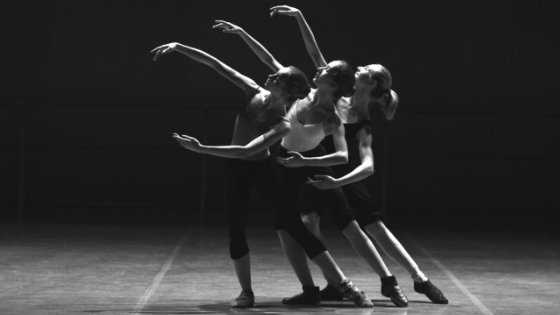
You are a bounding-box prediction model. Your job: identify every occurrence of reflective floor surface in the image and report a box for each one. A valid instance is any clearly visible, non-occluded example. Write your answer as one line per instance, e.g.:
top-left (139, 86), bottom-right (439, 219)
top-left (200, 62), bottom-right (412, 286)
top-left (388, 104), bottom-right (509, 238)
top-left (1, 219), bottom-right (558, 315)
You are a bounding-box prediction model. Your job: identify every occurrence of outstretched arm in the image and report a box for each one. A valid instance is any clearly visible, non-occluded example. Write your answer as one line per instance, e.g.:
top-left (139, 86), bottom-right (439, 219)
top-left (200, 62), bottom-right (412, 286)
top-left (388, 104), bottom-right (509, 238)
top-left (307, 126), bottom-right (374, 190)
top-left (151, 42), bottom-right (259, 96)
top-left (277, 117), bottom-right (348, 168)
top-left (173, 121), bottom-right (291, 159)
top-left (213, 20), bottom-right (284, 72)
top-left (270, 5), bottom-right (327, 68)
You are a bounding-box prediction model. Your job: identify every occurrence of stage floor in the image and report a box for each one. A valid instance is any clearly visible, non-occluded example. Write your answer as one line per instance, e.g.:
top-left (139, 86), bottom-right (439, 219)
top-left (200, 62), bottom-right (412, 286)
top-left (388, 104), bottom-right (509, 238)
top-left (1, 220), bottom-right (558, 315)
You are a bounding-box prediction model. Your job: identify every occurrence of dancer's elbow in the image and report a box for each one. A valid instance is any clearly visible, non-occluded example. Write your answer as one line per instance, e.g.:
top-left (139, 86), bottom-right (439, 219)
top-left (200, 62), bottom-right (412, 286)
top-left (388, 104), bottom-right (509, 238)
top-left (338, 152), bottom-right (348, 164)
top-left (364, 165), bottom-right (374, 176)
top-left (236, 150), bottom-right (254, 159)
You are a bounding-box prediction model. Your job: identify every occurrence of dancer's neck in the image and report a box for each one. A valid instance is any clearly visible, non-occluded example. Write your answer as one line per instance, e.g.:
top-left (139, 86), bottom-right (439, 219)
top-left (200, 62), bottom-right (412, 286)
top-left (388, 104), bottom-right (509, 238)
top-left (348, 87), bottom-right (372, 120)
top-left (266, 93), bottom-right (288, 113)
top-left (312, 87), bottom-right (335, 109)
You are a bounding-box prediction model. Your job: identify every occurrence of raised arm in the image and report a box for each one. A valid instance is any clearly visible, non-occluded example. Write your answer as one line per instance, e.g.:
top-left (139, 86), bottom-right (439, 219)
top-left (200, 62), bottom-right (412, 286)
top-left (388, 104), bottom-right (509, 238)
top-left (173, 120), bottom-right (291, 159)
top-left (151, 42), bottom-right (259, 96)
top-left (270, 5), bottom-right (327, 68)
top-left (213, 20), bottom-right (284, 72)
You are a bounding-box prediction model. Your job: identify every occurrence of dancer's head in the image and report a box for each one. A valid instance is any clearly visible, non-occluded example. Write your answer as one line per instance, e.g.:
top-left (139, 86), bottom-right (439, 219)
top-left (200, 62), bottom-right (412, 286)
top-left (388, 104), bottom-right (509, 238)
top-left (265, 66), bottom-right (311, 103)
top-left (313, 60), bottom-right (356, 99)
top-left (355, 64), bottom-right (398, 120)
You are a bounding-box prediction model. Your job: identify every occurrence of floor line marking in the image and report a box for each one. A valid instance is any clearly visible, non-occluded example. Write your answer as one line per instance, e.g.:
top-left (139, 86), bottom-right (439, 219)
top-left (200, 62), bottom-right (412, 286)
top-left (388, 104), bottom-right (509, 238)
top-left (133, 230), bottom-right (189, 314)
top-left (406, 233), bottom-right (495, 315)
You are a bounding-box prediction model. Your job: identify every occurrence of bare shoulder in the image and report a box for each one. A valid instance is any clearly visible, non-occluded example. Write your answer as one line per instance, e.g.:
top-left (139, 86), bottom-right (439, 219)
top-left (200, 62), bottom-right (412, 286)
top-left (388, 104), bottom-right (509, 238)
top-left (356, 124), bottom-right (373, 139)
top-left (247, 87), bottom-right (268, 109)
top-left (270, 118), bottom-right (292, 137)
top-left (331, 109), bottom-right (343, 125)
top-left (337, 96), bottom-right (352, 108)
top-left (276, 118), bottom-right (291, 130)
top-left (323, 110), bottom-right (343, 135)
top-left (299, 90), bottom-right (314, 107)
top-left (251, 86), bottom-right (267, 101)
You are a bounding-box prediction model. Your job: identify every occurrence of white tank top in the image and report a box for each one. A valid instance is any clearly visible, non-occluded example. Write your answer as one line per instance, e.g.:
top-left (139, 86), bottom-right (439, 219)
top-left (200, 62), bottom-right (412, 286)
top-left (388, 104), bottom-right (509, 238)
top-left (281, 100), bottom-right (331, 152)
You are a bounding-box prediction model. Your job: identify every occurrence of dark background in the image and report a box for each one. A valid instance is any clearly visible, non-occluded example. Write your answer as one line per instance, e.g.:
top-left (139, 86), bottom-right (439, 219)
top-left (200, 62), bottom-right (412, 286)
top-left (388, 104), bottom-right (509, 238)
top-left (1, 0), bottom-right (559, 230)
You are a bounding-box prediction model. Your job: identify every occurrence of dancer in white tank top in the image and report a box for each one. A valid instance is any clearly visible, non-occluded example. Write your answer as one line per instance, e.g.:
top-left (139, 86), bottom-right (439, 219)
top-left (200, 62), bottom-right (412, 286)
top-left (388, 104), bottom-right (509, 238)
top-left (281, 99), bottom-right (330, 152)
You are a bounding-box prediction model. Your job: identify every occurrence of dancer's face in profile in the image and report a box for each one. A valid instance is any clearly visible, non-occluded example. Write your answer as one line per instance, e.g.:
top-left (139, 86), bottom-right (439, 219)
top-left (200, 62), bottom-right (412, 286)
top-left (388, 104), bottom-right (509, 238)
top-left (313, 61), bottom-right (342, 89)
top-left (355, 64), bottom-right (381, 86)
top-left (265, 68), bottom-right (290, 96)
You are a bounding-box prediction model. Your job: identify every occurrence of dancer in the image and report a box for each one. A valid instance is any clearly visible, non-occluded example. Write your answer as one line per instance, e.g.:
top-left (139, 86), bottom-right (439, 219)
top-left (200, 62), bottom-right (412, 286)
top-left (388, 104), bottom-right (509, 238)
top-left (153, 29), bottom-right (372, 308)
top-left (271, 5), bottom-right (449, 305)
top-left (202, 19), bottom-right (407, 308)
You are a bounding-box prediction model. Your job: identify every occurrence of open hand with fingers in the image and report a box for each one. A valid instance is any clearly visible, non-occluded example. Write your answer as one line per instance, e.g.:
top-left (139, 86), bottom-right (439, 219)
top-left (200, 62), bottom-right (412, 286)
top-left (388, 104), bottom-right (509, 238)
top-left (213, 20), bottom-right (244, 34)
top-left (276, 151), bottom-right (308, 167)
top-left (173, 133), bottom-right (202, 152)
top-left (305, 175), bottom-right (340, 190)
top-left (270, 5), bottom-right (301, 17)
top-left (151, 43), bottom-right (179, 61)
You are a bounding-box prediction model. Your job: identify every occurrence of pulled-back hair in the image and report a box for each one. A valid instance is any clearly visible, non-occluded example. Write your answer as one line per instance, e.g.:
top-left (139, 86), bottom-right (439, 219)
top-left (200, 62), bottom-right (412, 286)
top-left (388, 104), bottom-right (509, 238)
top-left (331, 60), bottom-right (356, 99)
top-left (282, 66), bottom-right (312, 104)
top-left (369, 65), bottom-right (398, 120)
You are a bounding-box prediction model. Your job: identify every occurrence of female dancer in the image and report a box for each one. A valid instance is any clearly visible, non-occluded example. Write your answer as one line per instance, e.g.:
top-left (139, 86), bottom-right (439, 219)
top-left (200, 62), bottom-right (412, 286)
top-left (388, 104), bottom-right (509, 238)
top-left (270, 5), bottom-right (449, 305)
top-left (200, 19), bottom-right (407, 308)
top-left (152, 30), bottom-right (372, 308)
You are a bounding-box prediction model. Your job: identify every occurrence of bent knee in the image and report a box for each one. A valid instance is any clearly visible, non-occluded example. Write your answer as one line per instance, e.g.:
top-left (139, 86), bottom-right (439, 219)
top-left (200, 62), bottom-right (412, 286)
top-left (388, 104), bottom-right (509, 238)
top-left (301, 213), bottom-right (321, 233)
top-left (365, 220), bottom-right (387, 237)
top-left (342, 221), bottom-right (364, 238)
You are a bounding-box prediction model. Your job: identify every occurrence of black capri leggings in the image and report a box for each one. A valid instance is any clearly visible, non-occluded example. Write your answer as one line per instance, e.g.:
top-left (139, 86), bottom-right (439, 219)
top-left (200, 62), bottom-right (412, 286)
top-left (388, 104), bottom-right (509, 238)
top-left (224, 156), bottom-right (327, 260)
top-left (276, 145), bottom-right (356, 231)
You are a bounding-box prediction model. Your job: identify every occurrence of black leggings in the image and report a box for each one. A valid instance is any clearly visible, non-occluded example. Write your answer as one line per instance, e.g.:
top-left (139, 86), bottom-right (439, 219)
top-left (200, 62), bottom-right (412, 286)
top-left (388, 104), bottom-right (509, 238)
top-left (224, 156), bottom-right (327, 260)
top-left (300, 180), bottom-right (386, 229)
top-left (276, 145), bottom-right (356, 231)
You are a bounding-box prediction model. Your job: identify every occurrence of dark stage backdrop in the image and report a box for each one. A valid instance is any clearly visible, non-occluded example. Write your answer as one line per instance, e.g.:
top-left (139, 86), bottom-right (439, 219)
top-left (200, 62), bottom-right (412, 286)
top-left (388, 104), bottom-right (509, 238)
top-left (1, 0), bottom-right (559, 225)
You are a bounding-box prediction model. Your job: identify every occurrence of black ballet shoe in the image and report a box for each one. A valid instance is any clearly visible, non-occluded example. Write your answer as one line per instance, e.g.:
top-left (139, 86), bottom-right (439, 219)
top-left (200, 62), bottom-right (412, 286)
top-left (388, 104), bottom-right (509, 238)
top-left (414, 280), bottom-right (449, 304)
top-left (282, 286), bottom-right (321, 306)
top-left (320, 284), bottom-right (344, 301)
top-left (381, 275), bottom-right (408, 307)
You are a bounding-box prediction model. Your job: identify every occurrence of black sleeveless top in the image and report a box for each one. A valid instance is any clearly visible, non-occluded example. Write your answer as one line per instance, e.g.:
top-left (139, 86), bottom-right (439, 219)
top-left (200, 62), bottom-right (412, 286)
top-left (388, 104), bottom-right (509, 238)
top-left (321, 120), bottom-right (371, 175)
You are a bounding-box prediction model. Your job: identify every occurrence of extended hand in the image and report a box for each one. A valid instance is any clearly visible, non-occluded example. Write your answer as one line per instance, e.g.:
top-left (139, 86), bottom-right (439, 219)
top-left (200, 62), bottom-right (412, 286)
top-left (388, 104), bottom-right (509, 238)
top-left (305, 175), bottom-right (339, 190)
top-left (270, 5), bottom-right (301, 17)
top-left (172, 133), bottom-right (201, 152)
top-left (276, 151), bottom-right (307, 167)
top-left (213, 20), bottom-right (244, 34)
top-left (151, 43), bottom-right (178, 61)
